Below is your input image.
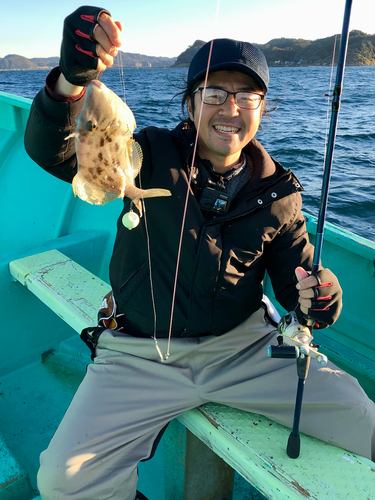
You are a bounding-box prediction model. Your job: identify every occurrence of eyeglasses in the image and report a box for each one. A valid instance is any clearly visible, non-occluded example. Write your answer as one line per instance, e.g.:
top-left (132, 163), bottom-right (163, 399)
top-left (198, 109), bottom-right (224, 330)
top-left (194, 87), bottom-right (264, 110)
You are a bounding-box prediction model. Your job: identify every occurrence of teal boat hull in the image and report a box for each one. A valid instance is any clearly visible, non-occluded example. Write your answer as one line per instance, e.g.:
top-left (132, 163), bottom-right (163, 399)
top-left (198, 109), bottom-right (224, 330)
top-left (0, 90), bottom-right (374, 499)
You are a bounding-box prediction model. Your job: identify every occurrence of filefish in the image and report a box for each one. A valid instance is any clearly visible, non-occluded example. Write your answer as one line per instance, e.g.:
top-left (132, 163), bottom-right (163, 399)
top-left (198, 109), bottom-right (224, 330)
top-left (67, 80), bottom-right (171, 211)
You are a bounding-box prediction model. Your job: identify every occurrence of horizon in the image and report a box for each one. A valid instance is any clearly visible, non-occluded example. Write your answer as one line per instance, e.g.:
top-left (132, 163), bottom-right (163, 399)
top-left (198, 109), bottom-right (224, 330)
top-left (2, 28), bottom-right (373, 62)
top-left (1, 0), bottom-right (374, 59)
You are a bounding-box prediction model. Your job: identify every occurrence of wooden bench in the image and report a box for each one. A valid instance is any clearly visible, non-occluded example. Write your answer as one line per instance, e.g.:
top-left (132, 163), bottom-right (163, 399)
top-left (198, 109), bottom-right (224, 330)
top-left (9, 249), bottom-right (375, 500)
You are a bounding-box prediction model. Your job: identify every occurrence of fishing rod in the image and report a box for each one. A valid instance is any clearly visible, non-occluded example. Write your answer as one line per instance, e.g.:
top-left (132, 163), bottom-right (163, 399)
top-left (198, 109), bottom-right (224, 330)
top-left (312, 0), bottom-right (353, 273)
top-left (267, 0), bottom-right (353, 459)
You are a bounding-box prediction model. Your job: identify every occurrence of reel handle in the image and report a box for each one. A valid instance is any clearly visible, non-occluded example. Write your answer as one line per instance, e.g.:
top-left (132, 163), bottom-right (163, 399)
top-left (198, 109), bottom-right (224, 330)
top-left (267, 345), bottom-right (299, 359)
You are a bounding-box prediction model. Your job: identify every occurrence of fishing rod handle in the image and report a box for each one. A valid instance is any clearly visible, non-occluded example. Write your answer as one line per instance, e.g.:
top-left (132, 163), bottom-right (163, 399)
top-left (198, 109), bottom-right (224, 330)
top-left (287, 432), bottom-right (301, 459)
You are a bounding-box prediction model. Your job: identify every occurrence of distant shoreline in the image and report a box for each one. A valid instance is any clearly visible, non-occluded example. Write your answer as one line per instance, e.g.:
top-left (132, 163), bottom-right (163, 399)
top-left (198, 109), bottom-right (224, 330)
top-left (1, 64), bottom-right (374, 72)
top-left (0, 67), bottom-right (53, 71)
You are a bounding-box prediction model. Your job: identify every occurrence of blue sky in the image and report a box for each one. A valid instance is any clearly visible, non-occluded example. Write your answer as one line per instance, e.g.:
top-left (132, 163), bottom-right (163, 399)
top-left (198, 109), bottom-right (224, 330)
top-left (1, 0), bottom-right (373, 59)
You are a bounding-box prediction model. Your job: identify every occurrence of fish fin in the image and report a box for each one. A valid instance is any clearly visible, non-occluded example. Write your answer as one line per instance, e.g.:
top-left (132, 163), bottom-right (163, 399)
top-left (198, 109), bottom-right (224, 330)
top-left (128, 139), bottom-right (143, 179)
top-left (65, 132), bottom-right (78, 141)
top-left (105, 120), bottom-right (121, 139)
top-left (72, 172), bottom-right (119, 205)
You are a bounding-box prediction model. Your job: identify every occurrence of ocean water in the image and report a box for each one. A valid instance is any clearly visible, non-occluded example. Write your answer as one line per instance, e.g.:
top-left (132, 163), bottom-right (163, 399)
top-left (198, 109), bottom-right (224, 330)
top-left (0, 66), bottom-right (374, 240)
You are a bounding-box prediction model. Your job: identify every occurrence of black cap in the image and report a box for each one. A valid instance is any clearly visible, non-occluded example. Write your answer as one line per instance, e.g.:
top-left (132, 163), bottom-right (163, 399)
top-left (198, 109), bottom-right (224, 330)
top-left (188, 38), bottom-right (269, 93)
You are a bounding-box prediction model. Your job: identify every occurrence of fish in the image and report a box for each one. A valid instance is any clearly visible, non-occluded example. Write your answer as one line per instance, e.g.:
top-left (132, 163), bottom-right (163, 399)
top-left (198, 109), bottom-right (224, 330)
top-left (67, 80), bottom-right (171, 211)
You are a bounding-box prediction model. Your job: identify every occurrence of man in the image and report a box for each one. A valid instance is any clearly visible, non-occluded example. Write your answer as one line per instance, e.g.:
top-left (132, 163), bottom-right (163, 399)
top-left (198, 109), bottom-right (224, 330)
top-left (24, 7), bottom-right (374, 500)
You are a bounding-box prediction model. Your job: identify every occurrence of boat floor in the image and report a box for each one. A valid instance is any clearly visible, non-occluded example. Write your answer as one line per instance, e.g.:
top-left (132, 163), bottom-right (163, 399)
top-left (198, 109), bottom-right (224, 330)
top-left (0, 335), bottom-right (165, 499)
top-left (0, 334), bottom-right (261, 500)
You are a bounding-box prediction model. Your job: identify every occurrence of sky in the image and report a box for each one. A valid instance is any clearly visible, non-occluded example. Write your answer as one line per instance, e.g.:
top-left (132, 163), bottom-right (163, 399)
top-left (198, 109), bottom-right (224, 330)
top-left (1, 0), bottom-right (374, 59)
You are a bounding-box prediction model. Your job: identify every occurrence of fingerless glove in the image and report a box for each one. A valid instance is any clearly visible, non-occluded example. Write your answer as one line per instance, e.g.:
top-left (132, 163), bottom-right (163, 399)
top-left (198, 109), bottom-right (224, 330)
top-left (296, 268), bottom-right (343, 329)
top-left (60, 6), bottom-right (111, 86)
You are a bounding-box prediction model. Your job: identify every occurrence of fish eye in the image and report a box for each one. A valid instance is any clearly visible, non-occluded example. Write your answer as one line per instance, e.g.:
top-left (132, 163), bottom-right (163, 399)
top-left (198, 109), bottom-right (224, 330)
top-left (86, 120), bottom-right (98, 131)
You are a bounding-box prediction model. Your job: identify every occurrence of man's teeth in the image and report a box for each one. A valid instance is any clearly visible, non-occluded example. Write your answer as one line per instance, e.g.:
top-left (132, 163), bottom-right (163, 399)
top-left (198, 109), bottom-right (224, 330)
top-left (214, 125), bottom-right (240, 133)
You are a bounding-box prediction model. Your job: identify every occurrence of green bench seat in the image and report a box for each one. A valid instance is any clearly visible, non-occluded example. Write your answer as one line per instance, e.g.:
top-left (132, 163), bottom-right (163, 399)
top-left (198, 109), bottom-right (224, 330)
top-left (9, 250), bottom-right (375, 500)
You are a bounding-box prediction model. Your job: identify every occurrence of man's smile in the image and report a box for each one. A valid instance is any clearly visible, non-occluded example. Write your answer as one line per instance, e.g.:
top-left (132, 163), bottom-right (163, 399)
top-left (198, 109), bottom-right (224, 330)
top-left (213, 124), bottom-right (241, 134)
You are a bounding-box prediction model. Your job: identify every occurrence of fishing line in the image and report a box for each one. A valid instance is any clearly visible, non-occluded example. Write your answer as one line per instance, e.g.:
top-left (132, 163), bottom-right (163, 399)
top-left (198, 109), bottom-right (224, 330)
top-left (138, 184), bottom-right (163, 361)
top-left (114, 31), bottom-right (162, 359)
top-left (125, 1), bottom-right (221, 362)
top-left (117, 47), bottom-right (126, 102)
top-left (117, 38), bottom-right (164, 360)
top-left (165, 0), bottom-right (221, 359)
top-left (112, 21), bottom-right (163, 361)
top-left (165, 42), bottom-right (215, 359)
top-left (111, 24), bottom-right (163, 358)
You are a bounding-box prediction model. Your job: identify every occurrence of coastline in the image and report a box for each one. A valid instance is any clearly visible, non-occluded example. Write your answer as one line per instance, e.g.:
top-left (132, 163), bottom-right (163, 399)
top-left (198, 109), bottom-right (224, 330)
top-left (1, 63), bottom-right (374, 71)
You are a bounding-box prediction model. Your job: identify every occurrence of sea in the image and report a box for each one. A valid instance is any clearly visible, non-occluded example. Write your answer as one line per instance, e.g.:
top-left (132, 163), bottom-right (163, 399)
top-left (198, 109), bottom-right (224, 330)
top-left (0, 66), bottom-right (374, 240)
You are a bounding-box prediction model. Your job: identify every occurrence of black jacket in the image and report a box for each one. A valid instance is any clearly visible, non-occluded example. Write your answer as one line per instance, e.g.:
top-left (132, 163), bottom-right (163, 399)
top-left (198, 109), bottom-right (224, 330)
top-left (25, 81), bottom-right (316, 338)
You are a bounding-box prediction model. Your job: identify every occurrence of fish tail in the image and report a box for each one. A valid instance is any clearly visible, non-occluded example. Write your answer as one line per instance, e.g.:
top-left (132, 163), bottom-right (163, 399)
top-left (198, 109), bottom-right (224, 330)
top-left (131, 188), bottom-right (171, 215)
top-left (137, 188), bottom-right (172, 199)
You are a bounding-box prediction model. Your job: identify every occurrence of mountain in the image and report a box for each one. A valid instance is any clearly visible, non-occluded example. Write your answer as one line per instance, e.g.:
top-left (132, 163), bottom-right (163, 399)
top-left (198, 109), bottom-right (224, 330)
top-left (0, 52), bottom-right (175, 70)
top-left (30, 56), bottom-right (60, 67)
top-left (0, 54), bottom-right (59, 70)
top-left (171, 40), bottom-right (206, 68)
top-left (0, 31), bottom-right (373, 70)
top-left (111, 51), bottom-right (176, 68)
top-left (0, 54), bottom-right (36, 70)
top-left (259, 30), bottom-right (375, 66)
top-left (172, 30), bottom-right (374, 67)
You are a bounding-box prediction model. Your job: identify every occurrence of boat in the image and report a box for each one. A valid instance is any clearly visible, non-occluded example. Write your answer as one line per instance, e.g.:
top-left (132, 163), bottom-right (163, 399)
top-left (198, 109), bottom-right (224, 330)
top-left (0, 88), bottom-right (374, 500)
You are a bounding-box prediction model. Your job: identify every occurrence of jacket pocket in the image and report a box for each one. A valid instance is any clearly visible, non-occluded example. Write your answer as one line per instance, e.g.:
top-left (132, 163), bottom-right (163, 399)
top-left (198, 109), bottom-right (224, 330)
top-left (117, 261), bottom-right (151, 309)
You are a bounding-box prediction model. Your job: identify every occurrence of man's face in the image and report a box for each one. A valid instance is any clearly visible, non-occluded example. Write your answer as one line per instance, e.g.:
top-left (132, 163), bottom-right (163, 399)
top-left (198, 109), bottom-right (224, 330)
top-left (187, 70), bottom-right (264, 172)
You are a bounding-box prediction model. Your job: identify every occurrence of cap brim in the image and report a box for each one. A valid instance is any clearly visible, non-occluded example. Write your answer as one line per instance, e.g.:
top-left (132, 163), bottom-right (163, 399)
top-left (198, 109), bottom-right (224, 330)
top-left (191, 61), bottom-right (268, 93)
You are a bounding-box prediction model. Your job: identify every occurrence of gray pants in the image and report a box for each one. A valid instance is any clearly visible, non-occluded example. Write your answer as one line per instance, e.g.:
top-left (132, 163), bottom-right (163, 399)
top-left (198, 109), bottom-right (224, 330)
top-left (37, 308), bottom-right (374, 500)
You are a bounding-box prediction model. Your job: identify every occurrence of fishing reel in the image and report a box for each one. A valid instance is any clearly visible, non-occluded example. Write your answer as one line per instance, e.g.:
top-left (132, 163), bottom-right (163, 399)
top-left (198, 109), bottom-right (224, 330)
top-left (267, 311), bottom-right (327, 366)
